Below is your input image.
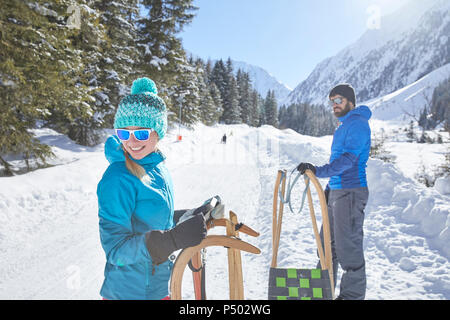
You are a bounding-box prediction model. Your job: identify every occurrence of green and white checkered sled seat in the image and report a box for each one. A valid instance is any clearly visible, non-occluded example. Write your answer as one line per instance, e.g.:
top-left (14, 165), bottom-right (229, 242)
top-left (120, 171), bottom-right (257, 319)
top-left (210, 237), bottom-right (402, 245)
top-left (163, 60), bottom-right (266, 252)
top-left (268, 267), bottom-right (333, 300)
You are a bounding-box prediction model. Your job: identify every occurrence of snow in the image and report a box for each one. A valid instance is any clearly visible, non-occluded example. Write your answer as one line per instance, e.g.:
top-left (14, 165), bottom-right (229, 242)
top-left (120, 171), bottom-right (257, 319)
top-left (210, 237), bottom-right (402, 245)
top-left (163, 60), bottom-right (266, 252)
top-left (137, 43), bottom-right (152, 56)
top-left (26, 2), bottom-right (58, 18)
top-left (370, 126), bottom-right (449, 233)
top-left (150, 57), bottom-right (169, 68)
top-left (0, 123), bottom-right (449, 300)
top-left (435, 176), bottom-right (450, 195)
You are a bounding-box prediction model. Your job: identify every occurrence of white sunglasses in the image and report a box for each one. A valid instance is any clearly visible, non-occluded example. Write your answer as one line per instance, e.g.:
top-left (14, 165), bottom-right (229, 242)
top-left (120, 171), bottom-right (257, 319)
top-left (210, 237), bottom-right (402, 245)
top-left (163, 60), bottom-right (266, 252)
top-left (115, 128), bottom-right (154, 141)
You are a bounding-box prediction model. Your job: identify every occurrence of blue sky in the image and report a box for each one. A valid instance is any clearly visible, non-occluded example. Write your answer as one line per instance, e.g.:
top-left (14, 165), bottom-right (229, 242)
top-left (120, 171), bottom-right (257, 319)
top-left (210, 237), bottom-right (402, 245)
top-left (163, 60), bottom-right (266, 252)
top-left (179, 0), bottom-right (410, 89)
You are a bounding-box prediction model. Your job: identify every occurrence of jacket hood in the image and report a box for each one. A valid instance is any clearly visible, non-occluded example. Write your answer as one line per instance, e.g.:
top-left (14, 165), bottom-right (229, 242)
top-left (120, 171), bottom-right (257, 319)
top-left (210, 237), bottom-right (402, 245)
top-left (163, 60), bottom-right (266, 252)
top-left (339, 105), bottom-right (372, 122)
top-left (104, 135), bottom-right (165, 166)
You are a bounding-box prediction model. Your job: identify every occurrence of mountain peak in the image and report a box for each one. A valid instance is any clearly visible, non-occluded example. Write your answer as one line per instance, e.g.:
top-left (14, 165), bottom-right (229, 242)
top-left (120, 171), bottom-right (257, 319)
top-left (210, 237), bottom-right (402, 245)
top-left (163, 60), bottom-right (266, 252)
top-left (230, 60), bottom-right (292, 102)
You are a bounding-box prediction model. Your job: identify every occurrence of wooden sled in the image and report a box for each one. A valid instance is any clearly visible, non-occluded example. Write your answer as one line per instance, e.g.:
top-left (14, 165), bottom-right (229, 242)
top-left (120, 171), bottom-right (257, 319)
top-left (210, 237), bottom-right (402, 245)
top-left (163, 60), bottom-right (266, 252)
top-left (170, 210), bottom-right (260, 300)
top-left (269, 169), bottom-right (335, 300)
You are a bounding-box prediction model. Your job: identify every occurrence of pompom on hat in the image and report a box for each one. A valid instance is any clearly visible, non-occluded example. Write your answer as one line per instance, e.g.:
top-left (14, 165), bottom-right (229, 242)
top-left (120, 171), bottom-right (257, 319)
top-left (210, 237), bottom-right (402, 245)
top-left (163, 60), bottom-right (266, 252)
top-left (114, 77), bottom-right (168, 139)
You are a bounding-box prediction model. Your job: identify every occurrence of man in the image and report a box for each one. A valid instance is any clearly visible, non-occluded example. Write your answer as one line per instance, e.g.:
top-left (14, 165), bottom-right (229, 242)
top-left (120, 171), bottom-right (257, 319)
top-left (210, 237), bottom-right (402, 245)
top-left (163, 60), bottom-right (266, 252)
top-left (297, 84), bottom-right (371, 300)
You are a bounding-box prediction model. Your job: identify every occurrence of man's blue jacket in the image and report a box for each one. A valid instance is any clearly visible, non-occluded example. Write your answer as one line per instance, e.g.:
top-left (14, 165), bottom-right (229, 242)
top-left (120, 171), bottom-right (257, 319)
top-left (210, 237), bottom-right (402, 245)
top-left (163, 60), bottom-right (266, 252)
top-left (315, 106), bottom-right (372, 190)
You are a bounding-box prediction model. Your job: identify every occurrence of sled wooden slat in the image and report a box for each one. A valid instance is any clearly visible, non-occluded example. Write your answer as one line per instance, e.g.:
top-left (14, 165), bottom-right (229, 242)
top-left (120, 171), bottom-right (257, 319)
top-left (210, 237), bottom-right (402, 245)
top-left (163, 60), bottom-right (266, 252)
top-left (230, 211), bottom-right (244, 300)
top-left (271, 170), bottom-right (287, 268)
top-left (304, 170), bottom-right (334, 292)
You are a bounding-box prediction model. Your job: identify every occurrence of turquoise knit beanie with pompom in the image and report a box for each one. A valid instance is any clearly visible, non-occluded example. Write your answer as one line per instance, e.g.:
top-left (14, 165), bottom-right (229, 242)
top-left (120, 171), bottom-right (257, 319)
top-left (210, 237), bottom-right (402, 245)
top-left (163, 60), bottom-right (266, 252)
top-left (114, 77), bottom-right (168, 139)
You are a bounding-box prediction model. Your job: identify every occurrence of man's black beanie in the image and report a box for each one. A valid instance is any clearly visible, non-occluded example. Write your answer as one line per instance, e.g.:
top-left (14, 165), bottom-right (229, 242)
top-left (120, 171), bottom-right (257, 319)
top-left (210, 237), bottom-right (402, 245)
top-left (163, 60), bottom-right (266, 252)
top-left (329, 84), bottom-right (356, 106)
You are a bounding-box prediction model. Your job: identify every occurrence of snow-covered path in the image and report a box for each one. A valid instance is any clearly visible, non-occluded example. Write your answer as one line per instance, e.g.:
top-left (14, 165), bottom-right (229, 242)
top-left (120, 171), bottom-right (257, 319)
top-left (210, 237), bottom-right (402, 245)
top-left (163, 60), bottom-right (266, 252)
top-left (0, 124), bottom-right (448, 299)
top-left (0, 153), bottom-right (106, 299)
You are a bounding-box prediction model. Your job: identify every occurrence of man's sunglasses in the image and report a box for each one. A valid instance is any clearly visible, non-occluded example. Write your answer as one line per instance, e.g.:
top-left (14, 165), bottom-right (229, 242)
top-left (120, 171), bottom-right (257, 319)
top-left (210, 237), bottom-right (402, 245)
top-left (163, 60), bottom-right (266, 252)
top-left (115, 128), bottom-right (154, 141)
top-left (329, 97), bottom-right (345, 106)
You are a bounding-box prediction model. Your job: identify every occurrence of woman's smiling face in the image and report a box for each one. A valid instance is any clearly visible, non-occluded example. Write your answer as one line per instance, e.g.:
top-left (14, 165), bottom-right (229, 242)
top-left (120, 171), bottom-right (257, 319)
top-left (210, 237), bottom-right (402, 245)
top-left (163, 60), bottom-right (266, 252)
top-left (121, 126), bottom-right (159, 160)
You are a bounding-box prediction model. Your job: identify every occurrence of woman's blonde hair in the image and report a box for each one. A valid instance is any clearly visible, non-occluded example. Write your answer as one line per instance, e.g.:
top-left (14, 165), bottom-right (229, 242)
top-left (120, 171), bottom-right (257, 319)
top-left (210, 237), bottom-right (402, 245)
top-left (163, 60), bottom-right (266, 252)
top-left (122, 146), bottom-right (151, 183)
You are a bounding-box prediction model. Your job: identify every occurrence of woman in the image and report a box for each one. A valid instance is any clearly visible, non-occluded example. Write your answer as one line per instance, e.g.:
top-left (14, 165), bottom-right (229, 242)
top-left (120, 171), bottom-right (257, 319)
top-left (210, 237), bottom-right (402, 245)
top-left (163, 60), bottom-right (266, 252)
top-left (97, 77), bottom-right (206, 300)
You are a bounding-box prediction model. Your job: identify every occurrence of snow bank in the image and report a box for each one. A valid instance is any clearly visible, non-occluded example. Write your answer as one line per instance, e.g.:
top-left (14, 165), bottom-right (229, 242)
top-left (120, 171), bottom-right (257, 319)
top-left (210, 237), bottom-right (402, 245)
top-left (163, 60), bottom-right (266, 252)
top-left (368, 159), bottom-right (450, 258)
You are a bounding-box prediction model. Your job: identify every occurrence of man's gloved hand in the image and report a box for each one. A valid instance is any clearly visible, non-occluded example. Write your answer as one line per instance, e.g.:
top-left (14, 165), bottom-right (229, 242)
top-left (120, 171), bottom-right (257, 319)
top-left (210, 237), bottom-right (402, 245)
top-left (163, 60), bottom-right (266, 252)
top-left (145, 213), bottom-right (207, 266)
top-left (296, 162), bottom-right (317, 175)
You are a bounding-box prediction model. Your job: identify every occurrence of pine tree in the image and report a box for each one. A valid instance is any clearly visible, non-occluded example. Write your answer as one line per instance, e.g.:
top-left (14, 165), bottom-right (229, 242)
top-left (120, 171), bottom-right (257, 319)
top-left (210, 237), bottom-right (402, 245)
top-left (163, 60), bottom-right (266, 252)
top-left (418, 106), bottom-right (437, 131)
top-left (278, 105), bottom-right (287, 129)
top-left (406, 120), bottom-right (416, 142)
top-left (210, 59), bottom-right (228, 108)
top-left (221, 74), bottom-right (241, 124)
top-left (16, 1), bottom-right (112, 147)
top-left (258, 97), bottom-right (266, 127)
top-left (209, 83), bottom-right (224, 124)
top-left (137, 0), bottom-right (197, 88)
top-left (136, 0), bottom-right (198, 126)
top-left (0, 1), bottom-right (55, 174)
top-left (0, 0), bottom-right (103, 172)
top-left (430, 77), bottom-right (450, 133)
top-left (237, 69), bottom-right (252, 125)
top-left (62, 2), bottom-right (110, 146)
top-left (195, 60), bottom-right (222, 125)
top-left (202, 59), bottom-right (223, 119)
top-left (170, 57), bottom-right (201, 126)
top-left (204, 59), bottom-right (213, 83)
top-left (249, 89), bottom-right (261, 127)
top-left (264, 90), bottom-right (278, 127)
top-left (92, 0), bottom-right (141, 128)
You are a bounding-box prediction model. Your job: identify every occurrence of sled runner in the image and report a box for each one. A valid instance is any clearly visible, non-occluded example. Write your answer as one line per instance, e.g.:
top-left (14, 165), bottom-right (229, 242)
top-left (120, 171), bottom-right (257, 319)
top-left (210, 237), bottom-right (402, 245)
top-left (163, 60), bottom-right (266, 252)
top-left (269, 169), bottom-right (335, 300)
top-left (170, 198), bottom-right (260, 300)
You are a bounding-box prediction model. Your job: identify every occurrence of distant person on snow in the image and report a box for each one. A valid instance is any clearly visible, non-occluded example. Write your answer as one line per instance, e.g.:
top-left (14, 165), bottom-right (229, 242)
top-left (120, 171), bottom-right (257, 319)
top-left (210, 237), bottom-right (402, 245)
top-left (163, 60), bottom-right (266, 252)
top-left (222, 133), bottom-right (227, 144)
top-left (96, 77), bottom-right (206, 300)
top-left (296, 83), bottom-right (372, 300)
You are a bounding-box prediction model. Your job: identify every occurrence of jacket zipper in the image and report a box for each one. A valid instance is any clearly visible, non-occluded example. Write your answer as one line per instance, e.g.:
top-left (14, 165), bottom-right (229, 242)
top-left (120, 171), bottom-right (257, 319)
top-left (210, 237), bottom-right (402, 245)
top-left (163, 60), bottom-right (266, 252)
top-left (155, 166), bottom-right (173, 229)
top-left (145, 262), bottom-right (151, 287)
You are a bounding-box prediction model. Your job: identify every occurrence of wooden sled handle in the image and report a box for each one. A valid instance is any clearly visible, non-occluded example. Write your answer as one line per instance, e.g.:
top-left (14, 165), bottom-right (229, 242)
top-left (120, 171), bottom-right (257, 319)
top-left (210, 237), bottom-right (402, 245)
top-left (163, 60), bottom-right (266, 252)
top-left (170, 235), bottom-right (261, 300)
top-left (271, 170), bottom-right (286, 268)
top-left (304, 169), bottom-right (334, 297)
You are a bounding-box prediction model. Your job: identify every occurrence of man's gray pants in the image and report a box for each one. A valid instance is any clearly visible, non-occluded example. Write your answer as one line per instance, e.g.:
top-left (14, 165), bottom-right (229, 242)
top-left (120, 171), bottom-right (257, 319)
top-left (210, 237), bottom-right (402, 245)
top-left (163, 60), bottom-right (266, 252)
top-left (318, 187), bottom-right (369, 300)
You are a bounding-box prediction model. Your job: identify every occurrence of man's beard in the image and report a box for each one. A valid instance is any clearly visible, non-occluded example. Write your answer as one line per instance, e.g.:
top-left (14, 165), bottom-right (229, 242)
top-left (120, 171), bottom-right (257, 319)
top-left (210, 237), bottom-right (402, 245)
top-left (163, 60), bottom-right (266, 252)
top-left (333, 102), bottom-right (352, 118)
